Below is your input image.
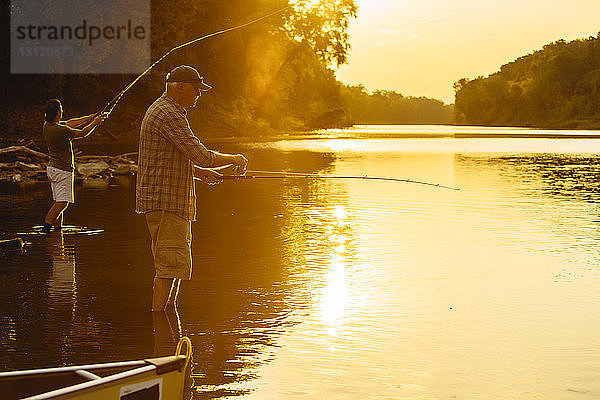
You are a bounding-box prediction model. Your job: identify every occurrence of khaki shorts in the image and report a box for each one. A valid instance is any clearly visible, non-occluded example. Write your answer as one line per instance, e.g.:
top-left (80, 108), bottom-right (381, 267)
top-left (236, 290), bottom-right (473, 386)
top-left (47, 166), bottom-right (74, 203)
top-left (145, 211), bottom-right (192, 280)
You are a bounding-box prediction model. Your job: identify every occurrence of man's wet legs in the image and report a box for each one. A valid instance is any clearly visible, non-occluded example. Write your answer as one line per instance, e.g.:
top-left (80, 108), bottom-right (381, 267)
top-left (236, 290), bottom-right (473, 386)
top-left (152, 278), bottom-right (181, 311)
top-left (42, 201), bottom-right (68, 232)
top-left (166, 279), bottom-right (181, 309)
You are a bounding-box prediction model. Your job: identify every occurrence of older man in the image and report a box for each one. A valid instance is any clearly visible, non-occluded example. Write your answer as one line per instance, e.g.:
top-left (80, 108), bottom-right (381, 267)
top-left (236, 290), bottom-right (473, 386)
top-left (136, 65), bottom-right (248, 312)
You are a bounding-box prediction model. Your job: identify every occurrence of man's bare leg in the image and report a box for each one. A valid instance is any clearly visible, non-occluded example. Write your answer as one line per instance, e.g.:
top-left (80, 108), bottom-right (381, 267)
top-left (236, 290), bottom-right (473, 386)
top-left (42, 201), bottom-right (68, 233)
top-left (166, 279), bottom-right (181, 309)
top-left (152, 277), bottom-right (174, 312)
top-left (54, 211), bottom-right (64, 229)
top-left (45, 201), bottom-right (68, 225)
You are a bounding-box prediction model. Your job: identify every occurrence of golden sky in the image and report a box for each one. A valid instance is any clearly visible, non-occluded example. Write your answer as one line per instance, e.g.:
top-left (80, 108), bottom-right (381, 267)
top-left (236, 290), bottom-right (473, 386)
top-left (335, 0), bottom-right (600, 104)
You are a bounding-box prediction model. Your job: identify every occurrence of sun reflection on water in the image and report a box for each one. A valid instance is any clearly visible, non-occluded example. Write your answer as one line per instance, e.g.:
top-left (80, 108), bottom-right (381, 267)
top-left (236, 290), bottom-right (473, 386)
top-left (333, 204), bottom-right (348, 220)
top-left (321, 252), bottom-right (348, 336)
top-left (320, 139), bottom-right (361, 153)
top-left (320, 205), bottom-right (351, 337)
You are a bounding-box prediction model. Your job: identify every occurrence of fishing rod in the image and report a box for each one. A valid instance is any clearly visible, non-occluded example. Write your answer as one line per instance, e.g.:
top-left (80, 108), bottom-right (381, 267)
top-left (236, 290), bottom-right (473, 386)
top-left (99, 6), bottom-right (291, 120)
top-left (213, 169), bottom-right (460, 191)
top-left (69, 7), bottom-right (289, 137)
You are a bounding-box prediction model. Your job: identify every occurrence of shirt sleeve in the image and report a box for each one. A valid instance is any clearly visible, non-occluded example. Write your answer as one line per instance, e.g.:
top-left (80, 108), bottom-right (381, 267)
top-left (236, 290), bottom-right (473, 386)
top-left (160, 110), bottom-right (228, 168)
top-left (62, 124), bottom-right (78, 139)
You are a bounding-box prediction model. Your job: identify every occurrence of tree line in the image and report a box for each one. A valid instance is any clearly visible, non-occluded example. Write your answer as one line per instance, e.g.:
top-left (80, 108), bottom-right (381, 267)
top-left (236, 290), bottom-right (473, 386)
top-left (342, 85), bottom-right (452, 125)
top-left (454, 33), bottom-right (600, 129)
top-left (0, 0), bottom-right (451, 143)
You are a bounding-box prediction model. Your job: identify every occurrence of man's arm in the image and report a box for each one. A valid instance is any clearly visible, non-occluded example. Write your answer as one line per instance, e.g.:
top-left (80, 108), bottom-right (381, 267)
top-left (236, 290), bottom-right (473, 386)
top-left (70, 116), bottom-right (103, 140)
top-left (64, 113), bottom-right (96, 128)
top-left (161, 112), bottom-right (247, 172)
top-left (204, 152), bottom-right (248, 173)
top-left (194, 167), bottom-right (223, 185)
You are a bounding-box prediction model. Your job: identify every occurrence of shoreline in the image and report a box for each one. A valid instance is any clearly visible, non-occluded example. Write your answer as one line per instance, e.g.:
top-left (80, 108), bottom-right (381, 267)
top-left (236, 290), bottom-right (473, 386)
top-left (3, 126), bottom-right (600, 187)
top-left (4, 123), bottom-right (600, 147)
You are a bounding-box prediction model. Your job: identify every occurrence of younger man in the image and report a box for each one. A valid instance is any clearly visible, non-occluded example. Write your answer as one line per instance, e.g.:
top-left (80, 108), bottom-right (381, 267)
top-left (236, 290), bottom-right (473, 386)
top-left (41, 99), bottom-right (103, 233)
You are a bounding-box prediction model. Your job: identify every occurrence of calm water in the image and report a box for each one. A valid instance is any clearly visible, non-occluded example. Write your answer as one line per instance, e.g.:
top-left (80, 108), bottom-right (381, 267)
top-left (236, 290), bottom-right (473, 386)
top-left (2, 125), bottom-right (600, 399)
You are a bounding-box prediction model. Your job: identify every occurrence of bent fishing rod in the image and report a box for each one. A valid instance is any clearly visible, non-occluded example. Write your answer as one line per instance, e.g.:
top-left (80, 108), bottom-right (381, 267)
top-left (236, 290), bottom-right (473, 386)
top-left (68, 5), bottom-right (292, 130)
top-left (68, 7), bottom-right (289, 131)
top-left (201, 168), bottom-right (460, 191)
top-left (97, 6), bottom-right (291, 120)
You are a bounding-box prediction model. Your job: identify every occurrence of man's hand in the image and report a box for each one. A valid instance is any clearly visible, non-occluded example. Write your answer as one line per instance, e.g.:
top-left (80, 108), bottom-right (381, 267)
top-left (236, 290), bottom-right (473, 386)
top-left (195, 167), bottom-right (223, 185)
top-left (232, 154), bottom-right (248, 174)
top-left (72, 113), bottom-right (105, 139)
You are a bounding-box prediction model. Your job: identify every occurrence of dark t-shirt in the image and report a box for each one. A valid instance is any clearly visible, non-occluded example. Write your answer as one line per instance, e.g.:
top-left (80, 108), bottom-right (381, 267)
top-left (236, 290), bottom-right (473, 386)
top-left (43, 122), bottom-right (77, 172)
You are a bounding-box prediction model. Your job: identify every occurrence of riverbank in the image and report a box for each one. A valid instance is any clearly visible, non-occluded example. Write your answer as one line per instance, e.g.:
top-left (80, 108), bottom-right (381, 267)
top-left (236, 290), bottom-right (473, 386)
top-left (4, 121), bottom-right (600, 149)
top-left (0, 145), bottom-right (137, 187)
top-left (3, 124), bottom-right (600, 186)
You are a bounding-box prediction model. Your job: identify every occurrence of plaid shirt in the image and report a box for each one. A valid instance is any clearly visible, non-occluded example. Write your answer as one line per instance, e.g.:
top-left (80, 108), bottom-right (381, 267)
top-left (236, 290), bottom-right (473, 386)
top-left (136, 93), bottom-right (227, 221)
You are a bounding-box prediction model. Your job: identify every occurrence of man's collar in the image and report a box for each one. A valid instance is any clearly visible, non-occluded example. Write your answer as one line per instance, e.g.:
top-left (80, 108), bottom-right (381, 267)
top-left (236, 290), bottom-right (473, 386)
top-left (161, 92), bottom-right (187, 114)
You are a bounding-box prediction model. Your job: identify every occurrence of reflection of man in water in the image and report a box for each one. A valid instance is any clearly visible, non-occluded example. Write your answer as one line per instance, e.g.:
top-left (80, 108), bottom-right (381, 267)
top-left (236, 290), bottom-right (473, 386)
top-left (153, 308), bottom-right (181, 356)
top-left (46, 232), bottom-right (77, 363)
top-left (136, 65), bottom-right (248, 312)
top-left (41, 99), bottom-right (103, 233)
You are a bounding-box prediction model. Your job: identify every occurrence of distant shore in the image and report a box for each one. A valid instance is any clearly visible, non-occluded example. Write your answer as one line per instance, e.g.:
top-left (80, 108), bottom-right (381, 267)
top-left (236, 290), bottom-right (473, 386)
top-left (4, 123), bottom-right (600, 148)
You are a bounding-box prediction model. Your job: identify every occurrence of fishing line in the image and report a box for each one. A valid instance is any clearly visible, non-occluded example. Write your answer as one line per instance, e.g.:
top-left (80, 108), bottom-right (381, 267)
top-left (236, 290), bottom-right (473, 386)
top-left (99, 5), bottom-right (291, 120)
top-left (199, 169), bottom-right (460, 190)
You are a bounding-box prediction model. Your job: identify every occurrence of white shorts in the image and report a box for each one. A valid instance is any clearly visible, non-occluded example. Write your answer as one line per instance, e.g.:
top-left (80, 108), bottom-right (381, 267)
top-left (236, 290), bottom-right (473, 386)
top-left (47, 166), bottom-right (74, 203)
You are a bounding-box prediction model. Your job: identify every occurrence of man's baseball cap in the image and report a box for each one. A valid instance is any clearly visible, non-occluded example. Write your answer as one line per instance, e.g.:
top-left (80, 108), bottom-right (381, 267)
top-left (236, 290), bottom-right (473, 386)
top-left (166, 65), bottom-right (212, 91)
